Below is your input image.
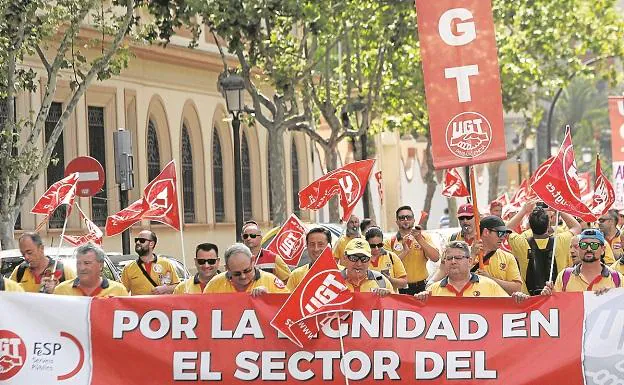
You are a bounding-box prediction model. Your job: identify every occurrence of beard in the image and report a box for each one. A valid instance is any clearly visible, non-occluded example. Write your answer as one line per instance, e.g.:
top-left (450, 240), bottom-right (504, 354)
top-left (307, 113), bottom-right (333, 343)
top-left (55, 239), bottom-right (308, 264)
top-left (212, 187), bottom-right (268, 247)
top-left (135, 244), bottom-right (149, 256)
top-left (582, 253), bottom-right (599, 263)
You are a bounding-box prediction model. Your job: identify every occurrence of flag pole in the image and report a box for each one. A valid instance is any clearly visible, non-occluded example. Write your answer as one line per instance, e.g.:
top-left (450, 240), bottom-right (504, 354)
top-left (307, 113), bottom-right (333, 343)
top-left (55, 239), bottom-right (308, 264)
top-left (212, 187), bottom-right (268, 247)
top-left (547, 211), bottom-right (560, 284)
top-left (174, 160), bottom-right (188, 293)
top-left (338, 316), bottom-right (350, 385)
top-left (51, 202), bottom-right (72, 273)
top-left (469, 166), bottom-right (483, 269)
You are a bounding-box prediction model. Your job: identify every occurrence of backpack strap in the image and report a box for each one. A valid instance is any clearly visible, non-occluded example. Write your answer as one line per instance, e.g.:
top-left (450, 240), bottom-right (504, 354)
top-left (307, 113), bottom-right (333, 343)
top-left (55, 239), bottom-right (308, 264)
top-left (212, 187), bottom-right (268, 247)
top-left (562, 267), bottom-right (574, 292)
top-left (16, 261), bottom-right (29, 283)
top-left (0, 276), bottom-right (5, 291)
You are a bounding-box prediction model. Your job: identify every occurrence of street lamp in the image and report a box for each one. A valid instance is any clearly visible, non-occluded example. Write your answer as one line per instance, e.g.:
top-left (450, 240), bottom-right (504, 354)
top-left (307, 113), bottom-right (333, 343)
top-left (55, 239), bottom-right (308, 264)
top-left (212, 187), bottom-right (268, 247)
top-left (525, 134), bottom-right (535, 176)
top-left (582, 147), bottom-right (592, 164)
top-left (516, 155), bottom-right (522, 184)
top-left (220, 73), bottom-right (246, 242)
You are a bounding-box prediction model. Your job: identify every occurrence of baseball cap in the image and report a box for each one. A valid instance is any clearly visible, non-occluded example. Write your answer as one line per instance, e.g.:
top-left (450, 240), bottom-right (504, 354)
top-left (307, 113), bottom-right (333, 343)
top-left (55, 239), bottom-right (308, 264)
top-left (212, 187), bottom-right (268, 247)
top-left (489, 201), bottom-right (503, 209)
top-left (479, 215), bottom-right (511, 234)
top-left (457, 203), bottom-right (474, 218)
top-left (344, 238), bottom-right (371, 258)
top-left (579, 229), bottom-right (606, 245)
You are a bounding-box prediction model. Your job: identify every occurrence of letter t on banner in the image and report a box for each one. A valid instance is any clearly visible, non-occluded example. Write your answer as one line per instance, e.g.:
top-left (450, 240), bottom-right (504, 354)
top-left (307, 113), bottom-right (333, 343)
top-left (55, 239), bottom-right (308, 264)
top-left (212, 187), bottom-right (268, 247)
top-left (415, 0), bottom-right (506, 169)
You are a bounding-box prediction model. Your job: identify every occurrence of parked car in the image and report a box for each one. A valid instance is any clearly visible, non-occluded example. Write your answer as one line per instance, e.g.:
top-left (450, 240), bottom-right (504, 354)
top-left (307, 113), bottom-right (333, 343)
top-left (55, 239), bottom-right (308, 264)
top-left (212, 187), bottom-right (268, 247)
top-left (108, 254), bottom-right (191, 280)
top-left (0, 247), bottom-right (121, 282)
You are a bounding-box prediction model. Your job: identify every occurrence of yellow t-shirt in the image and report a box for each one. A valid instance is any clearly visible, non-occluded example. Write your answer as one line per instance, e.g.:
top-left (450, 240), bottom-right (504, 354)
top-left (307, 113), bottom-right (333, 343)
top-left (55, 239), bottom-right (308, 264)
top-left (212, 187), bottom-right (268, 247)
top-left (9, 258), bottom-right (77, 293)
top-left (602, 231), bottom-right (621, 265)
top-left (53, 277), bottom-right (129, 297)
top-left (610, 259), bottom-right (624, 275)
top-left (173, 273), bottom-right (218, 294)
top-left (343, 270), bottom-right (393, 293)
top-left (508, 231), bottom-right (574, 293)
top-left (286, 264), bottom-right (310, 292)
top-left (369, 250), bottom-right (407, 292)
top-left (121, 255), bottom-right (180, 295)
top-left (385, 232), bottom-right (436, 283)
top-left (429, 274), bottom-right (509, 297)
top-left (2, 277), bottom-right (24, 292)
top-left (553, 264), bottom-right (623, 292)
top-left (254, 249), bottom-right (291, 282)
top-left (480, 249), bottom-right (523, 284)
top-left (203, 269), bottom-right (289, 294)
top-left (333, 235), bottom-right (357, 261)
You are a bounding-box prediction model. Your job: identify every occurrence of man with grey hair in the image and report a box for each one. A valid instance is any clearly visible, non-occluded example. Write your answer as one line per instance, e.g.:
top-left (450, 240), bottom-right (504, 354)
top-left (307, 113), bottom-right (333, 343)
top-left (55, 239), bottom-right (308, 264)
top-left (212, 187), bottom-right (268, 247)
top-left (54, 243), bottom-right (128, 297)
top-left (203, 243), bottom-right (288, 296)
top-left (10, 231), bottom-right (76, 293)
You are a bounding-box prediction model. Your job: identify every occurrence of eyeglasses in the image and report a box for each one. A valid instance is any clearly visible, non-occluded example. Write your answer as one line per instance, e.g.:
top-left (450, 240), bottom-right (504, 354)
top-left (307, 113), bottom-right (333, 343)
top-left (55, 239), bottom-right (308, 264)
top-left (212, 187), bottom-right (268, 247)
top-left (445, 255), bottom-right (471, 261)
top-left (346, 254), bottom-right (371, 263)
top-left (368, 242), bottom-right (384, 249)
top-left (397, 215), bottom-right (414, 221)
top-left (196, 259), bottom-right (218, 266)
top-left (230, 267), bottom-right (253, 277)
top-left (134, 237), bottom-right (152, 244)
top-left (242, 233), bottom-right (260, 240)
top-left (488, 229), bottom-right (508, 238)
top-left (458, 216), bottom-right (474, 221)
top-left (578, 241), bottom-right (602, 251)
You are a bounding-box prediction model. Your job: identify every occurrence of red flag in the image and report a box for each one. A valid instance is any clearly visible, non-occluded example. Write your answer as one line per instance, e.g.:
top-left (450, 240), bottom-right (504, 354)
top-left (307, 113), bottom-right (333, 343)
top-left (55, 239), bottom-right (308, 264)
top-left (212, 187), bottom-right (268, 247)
top-left (270, 247), bottom-right (353, 348)
top-left (589, 156), bottom-right (615, 216)
top-left (441, 168), bottom-right (469, 197)
top-left (375, 171), bottom-right (384, 205)
top-left (142, 160), bottom-right (181, 230)
top-left (31, 173), bottom-right (79, 216)
top-left (63, 204), bottom-right (103, 246)
top-left (105, 198), bottom-right (149, 237)
top-left (266, 214), bottom-right (307, 267)
top-left (530, 127), bottom-right (597, 221)
top-left (299, 159), bottom-right (375, 222)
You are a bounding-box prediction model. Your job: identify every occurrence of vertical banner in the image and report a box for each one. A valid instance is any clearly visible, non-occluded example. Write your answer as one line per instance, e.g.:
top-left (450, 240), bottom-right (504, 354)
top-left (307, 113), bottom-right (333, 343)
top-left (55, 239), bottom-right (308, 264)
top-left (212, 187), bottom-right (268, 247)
top-left (608, 96), bottom-right (624, 209)
top-left (415, 0), bottom-right (506, 169)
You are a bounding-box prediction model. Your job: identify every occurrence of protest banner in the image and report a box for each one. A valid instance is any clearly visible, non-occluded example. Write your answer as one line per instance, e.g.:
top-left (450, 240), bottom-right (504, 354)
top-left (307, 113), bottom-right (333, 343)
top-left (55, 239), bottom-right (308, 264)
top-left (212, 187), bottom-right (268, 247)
top-left (3, 290), bottom-right (624, 385)
top-left (609, 96), bottom-right (624, 209)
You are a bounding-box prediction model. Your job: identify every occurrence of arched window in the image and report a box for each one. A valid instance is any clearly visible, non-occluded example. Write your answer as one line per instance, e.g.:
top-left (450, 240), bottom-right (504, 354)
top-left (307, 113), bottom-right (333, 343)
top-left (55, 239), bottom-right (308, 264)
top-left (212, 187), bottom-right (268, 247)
top-left (212, 129), bottom-right (225, 222)
top-left (291, 140), bottom-right (300, 217)
top-left (241, 131), bottom-right (252, 220)
top-left (181, 124), bottom-right (195, 223)
top-left (147, 120), bottom-right (161, 182)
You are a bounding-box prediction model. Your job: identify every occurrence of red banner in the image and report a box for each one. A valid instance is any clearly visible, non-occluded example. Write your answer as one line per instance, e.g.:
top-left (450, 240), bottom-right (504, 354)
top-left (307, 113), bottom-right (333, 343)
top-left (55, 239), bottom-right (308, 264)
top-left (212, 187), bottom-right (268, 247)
top-left (415, 0), bottom-right (506, 169)
top-left (589, 156), bottom-right (615, 215)
top-left (265, 214), bottom-right (308, 267)
top-left (31, 173), bottom-right (79, 216)
top-left (609, 97), bottom-right (624, 162)
top-left (142, 160), bottom-right (181, 230)
top-left (441, 168), bottom-right (470, 197)
top-left (87, 293), bottom-right (584, 384)
top-left (63, 204), bottom-right (103, 246)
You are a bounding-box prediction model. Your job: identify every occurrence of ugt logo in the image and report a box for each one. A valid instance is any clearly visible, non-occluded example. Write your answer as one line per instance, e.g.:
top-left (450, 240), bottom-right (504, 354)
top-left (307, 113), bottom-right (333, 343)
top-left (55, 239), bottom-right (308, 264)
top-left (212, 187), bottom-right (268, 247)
top-left (0, 330), bottom-right (26, 381)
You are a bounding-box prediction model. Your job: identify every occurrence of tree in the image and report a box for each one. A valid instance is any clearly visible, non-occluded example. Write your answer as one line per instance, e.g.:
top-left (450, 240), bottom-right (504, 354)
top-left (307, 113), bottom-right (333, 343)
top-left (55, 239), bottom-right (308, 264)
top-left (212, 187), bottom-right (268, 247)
top-left (0, 0), bottom-right (195, 247)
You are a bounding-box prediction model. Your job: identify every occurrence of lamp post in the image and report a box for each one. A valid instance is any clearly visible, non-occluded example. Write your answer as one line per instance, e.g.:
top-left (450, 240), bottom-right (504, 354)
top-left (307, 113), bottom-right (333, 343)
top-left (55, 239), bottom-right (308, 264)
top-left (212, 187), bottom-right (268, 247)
top-left (525, 134), bottom-right (536, 176)
top-left (220, 73), bottom-right (245, 242)
top-left (516, 155), bottom-right (522, 185)
top-left (581, 147), bottom-right (592, 170)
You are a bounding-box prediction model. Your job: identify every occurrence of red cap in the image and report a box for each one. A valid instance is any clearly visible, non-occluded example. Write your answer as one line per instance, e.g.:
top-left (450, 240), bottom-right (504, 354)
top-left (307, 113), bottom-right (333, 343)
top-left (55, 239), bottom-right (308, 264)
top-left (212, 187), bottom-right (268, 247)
top-left (457, 203), bottom-right (474, 218)
top-left (489, 201), bottom-right (503, 209)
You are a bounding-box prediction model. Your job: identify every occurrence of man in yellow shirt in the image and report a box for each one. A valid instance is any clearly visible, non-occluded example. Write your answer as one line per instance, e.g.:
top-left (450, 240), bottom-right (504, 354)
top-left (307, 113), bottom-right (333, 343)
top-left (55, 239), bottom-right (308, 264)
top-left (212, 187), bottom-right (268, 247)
top-left (54, 244), bottom-right (128, 297)
top-left (365, 227), bottom-right (407, 292)
top-left (385, 205), bottom-right (440, 295)
top-left (287, 227), bottom-right (333, 291)
top-left (341, 238), bottom-right (392, 295)
top-left (506, 201), bottom-right (581, 294)
top-left (174, 243), bottom-right (221, 294)
top-left (333, 215), bottom-right (361, 261)
top-left (121, 230), bottom-right (180, 295)
top-left (598, 209), bottom-right (624, 263)
top-left (241, 221), bottom-right (291, 282)
top-left (10, 232), bottom-right (76, 293)
top-left (0, 276), bottom-right (24, 292)
top-left (204, 243), bottom-right (288, 296)
top-left (450, 204), bottom-right (477, 246)
top-left (415, 241), bottom-right (509, 299)
top-left (470, 216), bottom-right (522, 295)
top-left (542, 229), bottom-right (623, 294)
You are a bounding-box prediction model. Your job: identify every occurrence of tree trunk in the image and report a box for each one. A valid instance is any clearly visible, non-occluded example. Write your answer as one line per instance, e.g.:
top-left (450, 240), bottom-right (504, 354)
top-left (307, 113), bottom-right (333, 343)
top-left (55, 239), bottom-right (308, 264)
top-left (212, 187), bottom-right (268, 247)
top-left (487, 161), bottom-right (502, 201)
top-left (421, 141), bottom-right (437, 229)
top-left (447, 198), bottom-right (458, 227)
top-left (324, 148), bottom-right (340, 223)
top-left (268, 125), bottom-right (287, 226)
top-left (0, 210), bottom-right (16, 249)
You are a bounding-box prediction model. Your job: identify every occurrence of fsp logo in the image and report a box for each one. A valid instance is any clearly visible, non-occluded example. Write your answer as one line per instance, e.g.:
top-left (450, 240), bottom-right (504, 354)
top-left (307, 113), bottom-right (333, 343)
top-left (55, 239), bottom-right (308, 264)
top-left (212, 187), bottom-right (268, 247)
top-left (0, 330), bottom-right (26, 381)
top-left (300, 271), bottom-right (350, 316)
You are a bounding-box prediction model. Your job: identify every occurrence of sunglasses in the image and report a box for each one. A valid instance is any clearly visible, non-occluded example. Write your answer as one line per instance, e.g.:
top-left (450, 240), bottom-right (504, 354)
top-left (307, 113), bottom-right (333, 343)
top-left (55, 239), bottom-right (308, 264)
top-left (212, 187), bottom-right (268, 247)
top-left (196, 258), bottom-right (218, 266)
top-left (459, 216), bottom-right (474, 221)
top-left (134, 237), bottom-right (152, 244)
top-left (368, 242), bottom-right (384, 249)
top-left (445, 255), bottom-right (470, 261)
top-left (346, 254), bottom-right (371, 263)
top-left (397, 215), bottom-right (414, 221)
top-left (579, 241), bottom-right (602, 251)
top-left (488, 229), bottom-right (508, 238)
top-left (230, 267), bottom-right (253, 277)
top-left (242, 233), bottom-right (260, 239)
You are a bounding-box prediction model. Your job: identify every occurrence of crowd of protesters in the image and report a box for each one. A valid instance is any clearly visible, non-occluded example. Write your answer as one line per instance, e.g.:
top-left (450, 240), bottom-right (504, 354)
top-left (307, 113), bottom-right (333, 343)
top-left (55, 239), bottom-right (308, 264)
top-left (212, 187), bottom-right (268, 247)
top-left (2, 199), bottom-right (623, 301)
